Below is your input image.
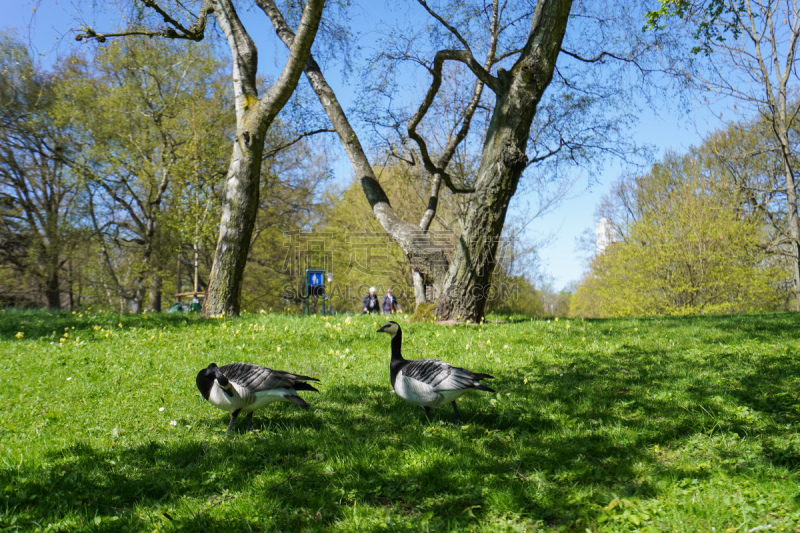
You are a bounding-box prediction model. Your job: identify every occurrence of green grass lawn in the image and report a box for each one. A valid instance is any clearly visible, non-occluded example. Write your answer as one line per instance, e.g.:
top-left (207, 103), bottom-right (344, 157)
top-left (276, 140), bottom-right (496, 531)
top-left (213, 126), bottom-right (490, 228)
top-left (2, 309), bottom-right (800, 532)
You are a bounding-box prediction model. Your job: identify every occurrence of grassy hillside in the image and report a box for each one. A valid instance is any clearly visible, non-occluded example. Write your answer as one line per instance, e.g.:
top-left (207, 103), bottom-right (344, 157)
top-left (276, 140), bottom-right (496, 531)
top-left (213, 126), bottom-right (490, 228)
top-left (2, 310), bottom-right (800, 532)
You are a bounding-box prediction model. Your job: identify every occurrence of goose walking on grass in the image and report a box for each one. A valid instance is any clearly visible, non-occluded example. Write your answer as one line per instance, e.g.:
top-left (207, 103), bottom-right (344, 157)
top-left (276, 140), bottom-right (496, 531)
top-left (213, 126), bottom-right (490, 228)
top-left (196, 363), bottom-right (319, 434)
top-left (377, 321), bottom-right (494, 423)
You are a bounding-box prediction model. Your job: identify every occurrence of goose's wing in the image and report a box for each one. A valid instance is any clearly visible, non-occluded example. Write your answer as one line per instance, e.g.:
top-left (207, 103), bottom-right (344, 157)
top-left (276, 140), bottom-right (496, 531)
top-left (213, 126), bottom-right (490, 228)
top-left (402, 359), bottom-right (485, 392)
top-left (220, 363), bottom-right (318, 392)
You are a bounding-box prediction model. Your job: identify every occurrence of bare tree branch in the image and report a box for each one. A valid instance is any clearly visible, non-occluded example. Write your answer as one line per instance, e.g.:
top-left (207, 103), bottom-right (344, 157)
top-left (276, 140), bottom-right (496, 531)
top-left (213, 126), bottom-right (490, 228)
top-left (76, 0), bottom-right (213, 43)
top-left (264, 128), bottom-right (334, 158)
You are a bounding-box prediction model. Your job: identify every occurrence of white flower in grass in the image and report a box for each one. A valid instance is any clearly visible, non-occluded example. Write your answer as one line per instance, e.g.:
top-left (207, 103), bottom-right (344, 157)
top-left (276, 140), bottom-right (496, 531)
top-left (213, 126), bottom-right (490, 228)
top-left (170, 420), bottom-right (177, 426)
top-left (66, 377), bottom-right (72, 381)
top-left (159, 407), bottom-right (165, 412)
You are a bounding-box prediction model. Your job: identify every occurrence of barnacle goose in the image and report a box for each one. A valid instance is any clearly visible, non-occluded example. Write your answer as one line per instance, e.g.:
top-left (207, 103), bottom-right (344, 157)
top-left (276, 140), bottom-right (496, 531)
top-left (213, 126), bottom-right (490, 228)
top-left (377, 321), bottom-right (494, 423)
top-left (195, 362), bottom-right (319, 434)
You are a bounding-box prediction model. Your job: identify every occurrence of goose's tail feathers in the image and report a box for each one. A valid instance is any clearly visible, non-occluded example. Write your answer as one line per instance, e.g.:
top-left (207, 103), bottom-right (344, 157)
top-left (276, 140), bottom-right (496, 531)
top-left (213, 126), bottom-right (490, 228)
top-left (293, 374), bottom-right (320, 382)
top-left (293, 382), bottom-right (320, 393)
top-left (471, 372), bottom-right (495, 393)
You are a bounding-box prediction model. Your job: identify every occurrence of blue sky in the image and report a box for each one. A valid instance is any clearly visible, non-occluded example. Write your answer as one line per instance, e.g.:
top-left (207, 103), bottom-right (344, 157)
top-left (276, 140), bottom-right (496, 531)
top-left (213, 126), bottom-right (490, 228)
top-left (531, 107), bottom-right (723, 290)
top-left (3, 0), bottom-right (729, 291)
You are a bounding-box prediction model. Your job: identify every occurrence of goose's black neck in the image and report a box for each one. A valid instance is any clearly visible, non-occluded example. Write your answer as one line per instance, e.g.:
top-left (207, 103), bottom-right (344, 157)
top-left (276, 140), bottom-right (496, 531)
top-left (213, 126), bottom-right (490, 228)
top-left (389, 329), bottom-right (406, 388)
top-left (390, 330), bottom-right (404, 361)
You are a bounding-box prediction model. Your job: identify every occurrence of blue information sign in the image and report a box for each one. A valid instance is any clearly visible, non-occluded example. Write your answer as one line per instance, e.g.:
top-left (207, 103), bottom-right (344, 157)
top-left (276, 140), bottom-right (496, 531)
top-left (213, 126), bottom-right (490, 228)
top-left (308, 271), bottom-right (323, 287)
top-left (305, 269), bottom-right (326, 316)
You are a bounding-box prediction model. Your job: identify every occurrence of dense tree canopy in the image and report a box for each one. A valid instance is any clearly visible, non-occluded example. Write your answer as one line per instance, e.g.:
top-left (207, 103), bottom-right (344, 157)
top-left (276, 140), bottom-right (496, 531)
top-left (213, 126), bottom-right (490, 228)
top-left (0, 35), bottom-right (82, 309)
top-left (572, 139), bottom-right (790, 318)
top-left (0, 33), bottom-right (333, 312)
top-left (648, 0), bottom-right (800, 310)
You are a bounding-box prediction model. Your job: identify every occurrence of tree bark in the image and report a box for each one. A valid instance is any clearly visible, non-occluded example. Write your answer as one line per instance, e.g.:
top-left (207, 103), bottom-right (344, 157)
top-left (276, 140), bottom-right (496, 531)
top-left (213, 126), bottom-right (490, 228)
top-left (131, 283), bottom-right (144, 314)
top-left (413, 269), bottom-right (428, 305)
top-left (434, 0), bottom-right (572, 321)
top-left (149, 271), bottom-right (162, 312)
top-left (204, 0), bottom-right (325, 316)
top-left (775, 142), bottom-right (800, 311)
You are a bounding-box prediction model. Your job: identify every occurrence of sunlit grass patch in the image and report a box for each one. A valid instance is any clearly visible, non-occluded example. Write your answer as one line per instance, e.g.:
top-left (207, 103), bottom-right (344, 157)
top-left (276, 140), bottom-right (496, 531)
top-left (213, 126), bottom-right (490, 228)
top-left (2, 310), bottom-right (800, 531)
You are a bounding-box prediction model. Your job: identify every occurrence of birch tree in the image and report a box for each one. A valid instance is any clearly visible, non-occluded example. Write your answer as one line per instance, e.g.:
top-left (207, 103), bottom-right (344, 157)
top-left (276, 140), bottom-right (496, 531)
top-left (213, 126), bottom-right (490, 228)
top-left (77, 0), bottom-right (326, 316)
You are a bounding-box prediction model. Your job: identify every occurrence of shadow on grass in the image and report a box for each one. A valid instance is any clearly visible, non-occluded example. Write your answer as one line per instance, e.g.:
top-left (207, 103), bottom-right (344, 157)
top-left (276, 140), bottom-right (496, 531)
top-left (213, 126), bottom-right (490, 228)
top-left (0, 374), bottom-right (669, 531)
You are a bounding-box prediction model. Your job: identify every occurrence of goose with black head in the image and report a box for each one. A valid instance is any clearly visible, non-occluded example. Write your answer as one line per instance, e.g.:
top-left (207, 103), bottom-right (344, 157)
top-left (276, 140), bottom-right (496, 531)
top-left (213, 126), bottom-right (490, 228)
top-left (377, 321), bottom-right (494, 423)
top-left (196, 362), bottom-right (320, 434)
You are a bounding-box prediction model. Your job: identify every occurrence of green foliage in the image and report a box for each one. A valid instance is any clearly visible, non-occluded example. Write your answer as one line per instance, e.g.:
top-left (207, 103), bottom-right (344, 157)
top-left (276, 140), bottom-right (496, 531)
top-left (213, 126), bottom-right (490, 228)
top-left (486, 274), bottom-right (544, 317)
top-left (3, 310), bottom-right (800, 531)
top-left (645, 0), bottom-right (746, 55)
top-left (410, 302), bottom-right (436, 322)
top-left (573, 150), bottom-right (788, 318)
top-left (315, 166), bottom-right (433, 314)
top-left (0, 34), bottom-right (84, 309)
top-left (0, 36), bottom-right (331, 313)
top-left (56, 37), bottom-right (233, 310)
top-left (239, 129), bottom-right (331, 313)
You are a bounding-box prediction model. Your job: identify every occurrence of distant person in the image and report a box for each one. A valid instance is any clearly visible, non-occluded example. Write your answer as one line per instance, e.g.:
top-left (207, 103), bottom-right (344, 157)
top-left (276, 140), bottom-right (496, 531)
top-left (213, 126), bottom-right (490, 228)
top-left (382, 288), bottom-right (401, 314)
top-left (362, 287), bottom-right (379, 314)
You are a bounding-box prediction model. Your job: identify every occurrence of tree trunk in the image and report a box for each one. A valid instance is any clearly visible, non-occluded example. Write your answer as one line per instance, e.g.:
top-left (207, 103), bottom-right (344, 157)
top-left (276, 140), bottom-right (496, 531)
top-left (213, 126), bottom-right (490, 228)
top-left (131, 285), bottom-right (144, 314)
top-left (68, 257), bottom-right (75, 311)
top-left (411, 174), bottom-right (445, 306)
top-left (44, 263), bottom-right (60, 310)
top-left (205, 125), bottom-right (266, 316)
top-left (780, 158), bottom-right (800, 311)
top-left (764, 83), bottom-right (800, 311)
top-left (741, 0), bottom-right (800, 309)
top-left (774, 83), bottom-right (800, 311)
top-left (149, 271), bottom-right (162, 312)
top-left (434, 0), bottom-right (572, 322)
top-left (203, 0), bottom-right (325, 317)
top-left (413, 269), bottom-right (428, 306)
top-left (264, 3), bottom-right (459, 305)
